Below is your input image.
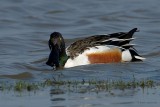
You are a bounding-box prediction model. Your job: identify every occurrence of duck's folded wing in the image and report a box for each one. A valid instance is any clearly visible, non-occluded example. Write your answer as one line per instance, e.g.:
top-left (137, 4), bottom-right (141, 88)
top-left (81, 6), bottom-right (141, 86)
top-left (66, 28), bottom-right (138, 58)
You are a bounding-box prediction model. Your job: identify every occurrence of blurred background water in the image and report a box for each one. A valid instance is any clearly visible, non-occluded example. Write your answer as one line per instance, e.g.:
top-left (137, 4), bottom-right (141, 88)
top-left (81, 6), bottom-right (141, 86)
top-left (0, 0), bottom-right (160, 107)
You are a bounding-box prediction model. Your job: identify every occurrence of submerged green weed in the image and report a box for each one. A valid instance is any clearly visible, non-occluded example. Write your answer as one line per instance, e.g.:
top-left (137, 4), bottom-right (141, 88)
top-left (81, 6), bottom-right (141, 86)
top-left (14, 81), bottom-right (39, 92)
top-left (0, 79), bottom-right (156, 92)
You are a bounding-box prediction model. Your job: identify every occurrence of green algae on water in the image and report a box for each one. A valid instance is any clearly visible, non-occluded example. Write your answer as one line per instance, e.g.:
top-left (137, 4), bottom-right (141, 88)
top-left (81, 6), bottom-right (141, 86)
top-left (0, 79), bottom-right (155, 92)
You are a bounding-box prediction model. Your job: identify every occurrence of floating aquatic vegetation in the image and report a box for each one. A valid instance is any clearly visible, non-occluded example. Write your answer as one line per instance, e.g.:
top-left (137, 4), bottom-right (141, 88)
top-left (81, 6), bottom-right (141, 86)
top-left (0, 78), bottom-right (155, 93)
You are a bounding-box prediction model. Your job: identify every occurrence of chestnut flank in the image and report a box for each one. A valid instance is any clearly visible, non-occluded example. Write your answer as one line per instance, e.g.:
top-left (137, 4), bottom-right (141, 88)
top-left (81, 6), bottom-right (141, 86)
top-left (87, 48), bottom-right (122, 64)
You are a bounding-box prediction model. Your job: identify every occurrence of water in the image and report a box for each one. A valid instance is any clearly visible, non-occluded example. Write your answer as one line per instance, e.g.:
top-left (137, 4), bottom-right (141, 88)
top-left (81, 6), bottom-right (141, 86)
top-left (0, 0), bottom-right (160, 107)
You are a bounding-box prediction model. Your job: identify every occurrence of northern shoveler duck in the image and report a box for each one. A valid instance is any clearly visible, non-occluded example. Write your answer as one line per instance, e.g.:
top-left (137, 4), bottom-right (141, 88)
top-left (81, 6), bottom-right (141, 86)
top-left (46, 28), bottom-right (145, 69)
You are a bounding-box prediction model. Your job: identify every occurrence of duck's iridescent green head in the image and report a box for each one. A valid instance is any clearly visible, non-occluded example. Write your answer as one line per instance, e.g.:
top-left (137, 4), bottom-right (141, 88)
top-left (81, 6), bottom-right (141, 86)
top-left (46, 32), bottom-right (68, 69)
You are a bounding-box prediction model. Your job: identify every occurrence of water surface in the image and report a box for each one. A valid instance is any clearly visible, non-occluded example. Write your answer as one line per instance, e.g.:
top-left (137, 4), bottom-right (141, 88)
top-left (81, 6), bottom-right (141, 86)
top-left (0, 0), bottom-right (160, 107)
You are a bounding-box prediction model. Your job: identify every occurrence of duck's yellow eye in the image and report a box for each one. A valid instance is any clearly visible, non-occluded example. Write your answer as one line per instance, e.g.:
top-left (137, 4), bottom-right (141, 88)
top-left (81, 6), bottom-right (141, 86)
top-left (59, 37), bottom-right (62, 41)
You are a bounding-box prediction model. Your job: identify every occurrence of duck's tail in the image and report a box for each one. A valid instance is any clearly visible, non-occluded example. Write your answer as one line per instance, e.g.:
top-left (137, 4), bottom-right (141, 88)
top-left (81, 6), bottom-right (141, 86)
top-left (122, 48), bottom-right (145, 62)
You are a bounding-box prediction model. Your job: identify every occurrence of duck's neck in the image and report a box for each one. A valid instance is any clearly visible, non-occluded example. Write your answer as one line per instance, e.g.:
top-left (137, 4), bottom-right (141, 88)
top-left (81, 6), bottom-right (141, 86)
top-left (59, 50), bottom-right (68, 67)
